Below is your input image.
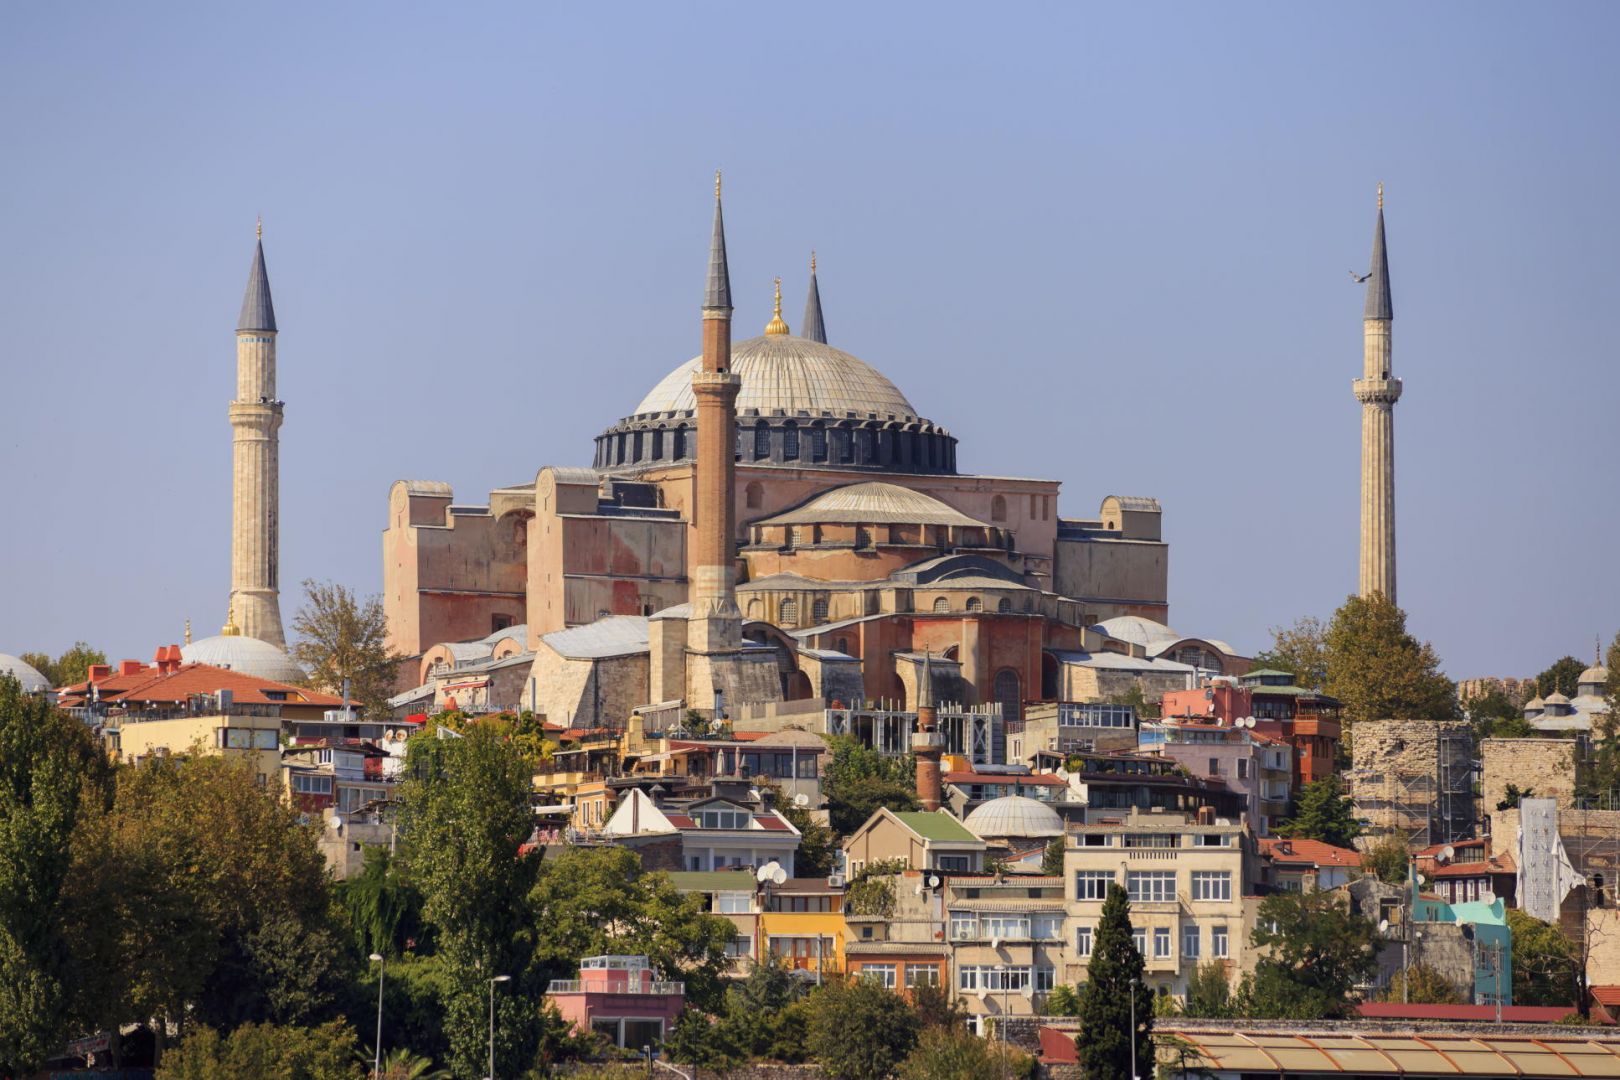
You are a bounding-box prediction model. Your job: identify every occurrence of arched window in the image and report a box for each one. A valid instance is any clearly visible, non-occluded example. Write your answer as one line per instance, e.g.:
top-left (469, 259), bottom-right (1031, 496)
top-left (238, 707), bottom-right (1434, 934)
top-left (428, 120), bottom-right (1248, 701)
top-left (836, 637), bottom-right (850, 655)
top-left (990, 495), bottom-right (1007, 522)
top-left (651, 428), bottom-right (664, 459)
top-left (790, 525), bottom-right (807, 548)
top-left (671, 426), bottom-right (686, 459)
top-left (932, 597), bottom-right (950, 613)
top-left (782, 423), bottom-right (800, 460)
top-left (779, 598), bottom-right (799, 626)
top-left (836, 427), bottom-right (854, 464)
top-left (747, 599), bottom-right (763, 619)
top-left (812, 597), bottom-right (829, 624)
top-left (745, 481), bottom-right (764, 509)
top-left (616, 433), bottom-right (628, 464)
top-left (997, 598), bottom-right (1012, 613)
top-left (858, 427), bottom-right (875, 462)
top-left (965, 597), bottom-right (983, 613)
top-left (632, 431), bottom-right (644, 461)
top-left (810, 424), bottom-right (827, 462)
top-left (754, 423), bottom-right (771, 459)
top-left (855, 526), bottom-right (872, 549)
top-left (994, 669), bottom-right (1022, 724)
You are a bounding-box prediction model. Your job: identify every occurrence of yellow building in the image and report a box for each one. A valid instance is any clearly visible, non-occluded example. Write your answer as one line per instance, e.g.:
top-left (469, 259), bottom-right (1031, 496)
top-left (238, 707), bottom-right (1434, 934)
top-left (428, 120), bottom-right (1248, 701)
top-left (759, 877), bottom-right (847, 980)
top-left (1063, 807), bottom-right (1253, 999)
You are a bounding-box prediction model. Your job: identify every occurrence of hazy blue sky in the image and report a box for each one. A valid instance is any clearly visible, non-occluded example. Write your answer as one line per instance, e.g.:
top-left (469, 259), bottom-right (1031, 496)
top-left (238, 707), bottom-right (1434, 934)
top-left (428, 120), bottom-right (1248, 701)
top-left (3, 2), bottom-right (1616, 678)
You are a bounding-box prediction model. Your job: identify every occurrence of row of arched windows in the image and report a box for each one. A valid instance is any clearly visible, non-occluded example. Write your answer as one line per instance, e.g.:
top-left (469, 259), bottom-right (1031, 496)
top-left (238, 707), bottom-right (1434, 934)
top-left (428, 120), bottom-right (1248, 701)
top-left (595, 418), bottom-right (957, 473)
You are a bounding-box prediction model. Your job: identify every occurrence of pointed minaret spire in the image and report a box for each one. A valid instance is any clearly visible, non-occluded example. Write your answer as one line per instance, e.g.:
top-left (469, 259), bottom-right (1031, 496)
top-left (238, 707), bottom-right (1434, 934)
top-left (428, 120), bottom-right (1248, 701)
top-left (801, 251), bottom-right (827, 344)
top-left (1364, 182), bottom-right (1392, 321)
top-left (704, 171), bottom-right (732, 314)
top-left (917, 650), bottom-right (935, 709)
top-left (238, 223), bottom-right (277, 332)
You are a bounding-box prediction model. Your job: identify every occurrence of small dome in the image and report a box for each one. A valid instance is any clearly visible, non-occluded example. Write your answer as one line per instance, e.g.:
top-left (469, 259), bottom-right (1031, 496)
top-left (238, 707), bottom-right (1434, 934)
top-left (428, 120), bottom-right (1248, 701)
top-left (632, 334), bottom-right (919, 420)
top-left (1544, 692), bottom-right (1572, 706)
top-left (963, 795), bottom-right (1064, 840)
top-left (1091, 615), bottom-right (1182, 649)
top-left (1580, 665), bottom-right (1609, 689)
top-left (0, 653), bottom-right (50, 693)
top-left (182, 635), bottom-right (306, 683)
top-left (1523, 695), bottom-right (1545, 712)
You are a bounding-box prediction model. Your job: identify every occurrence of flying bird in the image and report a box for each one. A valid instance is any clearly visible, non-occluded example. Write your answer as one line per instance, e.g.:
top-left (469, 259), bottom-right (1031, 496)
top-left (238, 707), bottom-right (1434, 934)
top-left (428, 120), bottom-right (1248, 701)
top-left (1348, 270), bottom-right (1371, 283)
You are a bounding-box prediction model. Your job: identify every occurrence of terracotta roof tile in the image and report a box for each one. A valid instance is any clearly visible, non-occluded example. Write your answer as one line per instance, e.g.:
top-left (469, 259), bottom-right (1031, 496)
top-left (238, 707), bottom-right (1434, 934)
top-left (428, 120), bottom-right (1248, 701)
top-left (1259, 837), bottom-right (1363, 868)
top-left (60, 663), bottom-right (340, 708)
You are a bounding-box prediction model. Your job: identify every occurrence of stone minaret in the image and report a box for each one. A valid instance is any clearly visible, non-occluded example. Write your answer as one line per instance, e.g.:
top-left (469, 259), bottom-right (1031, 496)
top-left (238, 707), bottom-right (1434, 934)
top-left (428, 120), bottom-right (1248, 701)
top-left (912, 653), bottom-right (944, 812)
top-left (687, 174), bottom-right (744, 655)
top-left (229, 223), bottom-right (287, 646)
top-left (1354, 185), bottom-right (1401, 604)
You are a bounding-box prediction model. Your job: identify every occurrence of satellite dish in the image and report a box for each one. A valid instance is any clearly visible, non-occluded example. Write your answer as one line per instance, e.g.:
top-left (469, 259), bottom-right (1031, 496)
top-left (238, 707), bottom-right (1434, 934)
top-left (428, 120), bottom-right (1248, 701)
top-left (793, 793), bottom-right (810, 807)
top-left (1440, 845), bottom-right (1455, 864)
top-left (757, 862), bottom-right (780, 884)
top-left (771, 866), bottom-right (788, 886)
top-left (1481, 889), bottom-right (1497, 905)
top-left (928, 875), bottom-right (942, 889)
top-left (990, 938), bottom-right (1001, 951)
top-left (1378, 919), bottom-right (1390, 934)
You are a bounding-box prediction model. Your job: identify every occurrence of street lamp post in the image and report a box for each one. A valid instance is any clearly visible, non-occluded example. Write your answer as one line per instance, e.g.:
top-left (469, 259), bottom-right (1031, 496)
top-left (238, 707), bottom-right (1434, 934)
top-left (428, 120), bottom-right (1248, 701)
top-left (1129, 977), bottom-right (1137, 1080)
top-left (369, 953), bottom-right (385, 1080)
top-left (488, 974), bottom-right (511, 1080)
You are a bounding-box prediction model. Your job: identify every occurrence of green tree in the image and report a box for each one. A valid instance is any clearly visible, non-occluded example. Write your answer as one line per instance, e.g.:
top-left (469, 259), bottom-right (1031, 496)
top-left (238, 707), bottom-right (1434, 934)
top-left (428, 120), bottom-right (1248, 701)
top-left (1465, 686), bottom-right (1535, 741)
top-left (291, 580), bottom-right (404, 718)
top-left (664, 1007), bottom-right (739, 1072)
top-left (1043, 983), bottom-right (1081, 1016)
top-left (1041, 836), bottom-right (1065, 876)
top-left (1536, 656), bottom-right (1587, 699)
top-left (155, 1020), bottom-right (362, 1080)
top-left (1361, 835), bottom-right (1411, 886)
top-left (1583, 632), bottom-right (1620, 804)
top-left (1380, 963), bottom-right (1464, 1005)
top-left (716, 955), bottom-right (808, 1060)
top-left (779, 800), bottom-right (836, 878)
top-left (374, 1047), bottom-right (449, 1080)
top-left (335, 845), bottom-right (425, 960)
top-left (804, 979), bottom-right (921, 1080)
top-left (828, 776), bottom-right (920, 836)
top-left (0, 674), bottom-right (114, 1074)
top-left (1075, 883), bottom-right (1152, 1080)
top-left (1507, 909), bottom-right (1582, 1008)
top-left (1251, 617), bottom-right (1329, 690)
top-left (1182, 960), bottom-right (1235, 1018)
top-left (399, 727), bottom-right (540, 1079)
top-left (1323, 594), bottom-right (1457, 727)
top-left (898, 1025), bottom-right (1034, 1080)
top-left (1243, 890), bottom-right (1377, 1019)
top-left (1278, 774), bottom-right (1362, 849)
top-left (844, 859), bottom-right (906, 918)
top-left (527, 846), bottom-right (736, 1011)
top-left (19, 642), bottom-right (108, 689)
top-left (1498, 783), bottom-right (1536, 811)
top-left (909, 983), bottom-right (969, 1032)
top-left (73, 754), bottom-right (345, 1054)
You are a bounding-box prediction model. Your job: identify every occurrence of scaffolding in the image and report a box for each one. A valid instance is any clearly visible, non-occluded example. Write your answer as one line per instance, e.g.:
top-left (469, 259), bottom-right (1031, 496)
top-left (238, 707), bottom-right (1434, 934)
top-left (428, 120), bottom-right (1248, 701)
top-left (1350, 719), bottom-right (1475, 847)
top-left (823, 700), bottom-right (1005, 765)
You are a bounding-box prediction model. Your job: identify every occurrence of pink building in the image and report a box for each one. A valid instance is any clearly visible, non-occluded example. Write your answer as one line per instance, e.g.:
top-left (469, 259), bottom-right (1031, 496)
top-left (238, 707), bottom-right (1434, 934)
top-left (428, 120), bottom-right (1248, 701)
top-left (546, 955), bottom-right (685, 1050)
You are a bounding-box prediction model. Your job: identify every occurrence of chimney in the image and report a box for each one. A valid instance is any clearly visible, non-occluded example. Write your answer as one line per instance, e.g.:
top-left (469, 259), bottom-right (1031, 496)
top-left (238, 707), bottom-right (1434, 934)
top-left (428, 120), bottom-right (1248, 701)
top-left (118, 659), bottom-right (145, 676)
top-left (1196, 805), bottom-right (1216, 826)
top-left (87, 664), bottom-right (112, 682)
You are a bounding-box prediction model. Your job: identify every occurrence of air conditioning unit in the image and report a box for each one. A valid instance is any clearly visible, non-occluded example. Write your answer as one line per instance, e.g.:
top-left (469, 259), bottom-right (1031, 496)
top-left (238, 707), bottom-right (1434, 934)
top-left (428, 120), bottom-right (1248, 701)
top-left (828, 873), bottom-right (846, 888)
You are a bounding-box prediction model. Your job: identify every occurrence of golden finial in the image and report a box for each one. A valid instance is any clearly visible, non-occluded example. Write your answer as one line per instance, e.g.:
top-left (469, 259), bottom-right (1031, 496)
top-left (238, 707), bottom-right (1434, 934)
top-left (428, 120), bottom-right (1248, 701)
top-left (1377, 182), bottom-right (1384, 211)
top-left (184, 618), bottom-right (192, 646)
top-left (764, 277), bottom-right (790, 335)
top-left (256, 215), bottom-right (263, 240)
top-left (222, 599), bottom-right (241, 637)
top-left (810, 250), bottom-right (817, 274)
top-left (715, 170), bottom-right (722, 199)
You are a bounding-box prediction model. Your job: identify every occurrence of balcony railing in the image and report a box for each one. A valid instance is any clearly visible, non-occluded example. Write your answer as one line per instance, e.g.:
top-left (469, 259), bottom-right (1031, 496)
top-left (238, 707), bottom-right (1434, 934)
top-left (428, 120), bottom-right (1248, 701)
top-left (546, 979), bottom-right (685, 995)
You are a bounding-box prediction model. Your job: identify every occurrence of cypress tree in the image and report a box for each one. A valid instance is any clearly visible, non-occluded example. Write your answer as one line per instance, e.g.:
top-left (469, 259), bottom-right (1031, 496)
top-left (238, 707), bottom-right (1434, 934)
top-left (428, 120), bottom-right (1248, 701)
top-left (1076, 883), bottom-right (1154, 1080)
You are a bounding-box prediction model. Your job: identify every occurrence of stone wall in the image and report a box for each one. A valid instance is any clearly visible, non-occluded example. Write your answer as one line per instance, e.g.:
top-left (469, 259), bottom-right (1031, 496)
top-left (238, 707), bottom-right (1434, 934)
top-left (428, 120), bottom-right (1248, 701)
top-left (1480, 738), bottom-right (1582, 817)
top-left (1349, 718), bottom-right (1474, 846)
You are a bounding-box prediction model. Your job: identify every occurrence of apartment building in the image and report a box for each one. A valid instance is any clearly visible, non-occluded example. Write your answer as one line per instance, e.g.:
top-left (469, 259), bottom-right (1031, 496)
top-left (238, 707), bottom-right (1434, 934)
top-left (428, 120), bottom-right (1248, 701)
top-left (1063, 807), bottom-right (1252, 998)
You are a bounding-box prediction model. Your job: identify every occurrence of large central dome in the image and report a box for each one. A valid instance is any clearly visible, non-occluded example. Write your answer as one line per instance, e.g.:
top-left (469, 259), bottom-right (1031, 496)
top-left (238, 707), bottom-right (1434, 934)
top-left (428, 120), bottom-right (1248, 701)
top-left (633, 334), bottom-right (919, 421)
top-left (595, 332), bottom-right (957, 475)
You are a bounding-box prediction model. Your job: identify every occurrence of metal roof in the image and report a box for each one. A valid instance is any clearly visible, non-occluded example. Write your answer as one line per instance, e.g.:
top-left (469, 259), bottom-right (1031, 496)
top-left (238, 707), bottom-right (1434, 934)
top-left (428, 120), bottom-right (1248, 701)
top-left (1163, 1028), bottom-right (1620, 1076)
top-left (540, 616), bottom-right (650, 660)
top-left (1365, 204), bottom-right (1393, 321)
top-left (237, 239), bottom-right (276, 332)
top-left (704, 188), bottom-right (731, 312)
top-left (802, 263), bottom-right (827, 344)
top-left (758, 482), bottom-right (984, 528)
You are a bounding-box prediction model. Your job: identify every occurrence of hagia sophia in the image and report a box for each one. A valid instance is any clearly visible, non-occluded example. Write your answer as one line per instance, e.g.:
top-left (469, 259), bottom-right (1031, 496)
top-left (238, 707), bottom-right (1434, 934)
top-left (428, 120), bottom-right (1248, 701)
top-left (378, 177), bottom-right (1248, 733)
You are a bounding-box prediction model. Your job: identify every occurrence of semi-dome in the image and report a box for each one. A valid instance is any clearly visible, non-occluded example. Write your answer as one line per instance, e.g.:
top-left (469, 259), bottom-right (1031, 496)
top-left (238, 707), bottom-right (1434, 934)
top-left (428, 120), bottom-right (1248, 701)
top-left (0, 653), bottom-right (50, 693)
top-left (963, 795), bottom-right (1065, 840)
top-left (596, 333), bottom-right (958, 476)
top-left (183, 635), bottom-right (307, 684)
top-left (634, 334), bottom-right (918, 420)
top-left (760, 482), bottom-right (986, 528)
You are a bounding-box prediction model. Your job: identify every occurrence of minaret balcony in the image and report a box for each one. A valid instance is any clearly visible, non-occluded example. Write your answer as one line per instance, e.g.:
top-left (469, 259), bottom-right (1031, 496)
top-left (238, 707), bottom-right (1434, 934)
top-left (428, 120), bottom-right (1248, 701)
top-left (1352, 377), bottom-right (1403, 405)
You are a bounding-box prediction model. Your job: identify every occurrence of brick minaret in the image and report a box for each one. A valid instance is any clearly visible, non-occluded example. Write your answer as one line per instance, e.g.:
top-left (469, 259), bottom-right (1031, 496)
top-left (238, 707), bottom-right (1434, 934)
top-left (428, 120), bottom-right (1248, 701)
top-left (229, 222), bottom-right (287, 646)
top-left (687, 174), bottom-right (744, 655)
top-left (913, 653), bottom-right (945, 811)
top-left (1355, 184), bottom-right (1401, 604)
